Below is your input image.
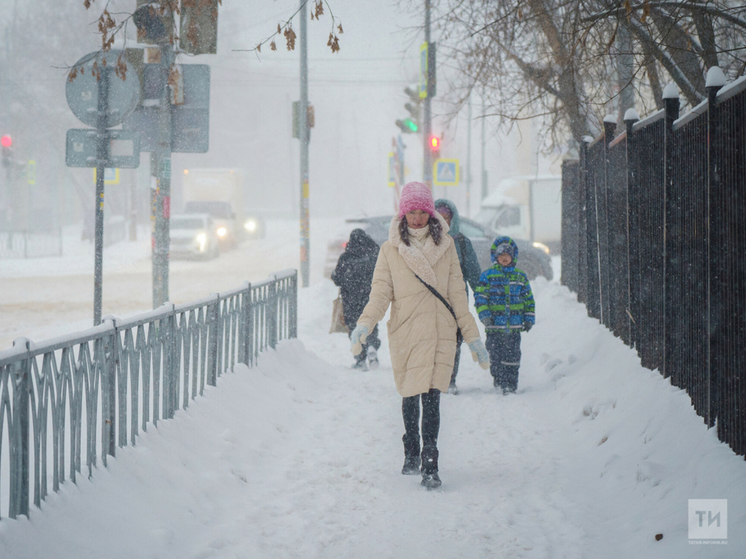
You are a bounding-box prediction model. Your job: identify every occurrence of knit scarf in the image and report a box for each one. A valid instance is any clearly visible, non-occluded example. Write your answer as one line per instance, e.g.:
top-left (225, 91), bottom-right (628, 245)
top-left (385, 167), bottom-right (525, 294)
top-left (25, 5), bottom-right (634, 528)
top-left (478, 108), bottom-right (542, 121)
top-left (389, 213), bottom-right (450, 288)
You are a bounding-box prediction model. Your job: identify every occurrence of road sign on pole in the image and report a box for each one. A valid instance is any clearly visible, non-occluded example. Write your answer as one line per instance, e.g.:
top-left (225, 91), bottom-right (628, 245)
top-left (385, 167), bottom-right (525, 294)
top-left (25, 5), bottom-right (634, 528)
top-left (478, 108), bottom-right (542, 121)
top-left (93, 168), bottom-right (121, 184)
top-left (388, 152), bottom-right (396, 187)
top-left (433, 158), bottom-right (460, 186)
top-left (66, 50), bottom-right (141, 128)
top-left (123, 63), bottom-right (210, 153)
top-left (66, 129), bottom-right (141, 168)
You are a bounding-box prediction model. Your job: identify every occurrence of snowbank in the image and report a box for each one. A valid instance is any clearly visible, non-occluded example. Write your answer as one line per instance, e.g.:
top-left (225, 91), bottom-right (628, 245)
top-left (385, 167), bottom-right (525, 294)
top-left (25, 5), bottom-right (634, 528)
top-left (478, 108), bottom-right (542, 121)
top-left (0, 265), bottom-right (743, 558)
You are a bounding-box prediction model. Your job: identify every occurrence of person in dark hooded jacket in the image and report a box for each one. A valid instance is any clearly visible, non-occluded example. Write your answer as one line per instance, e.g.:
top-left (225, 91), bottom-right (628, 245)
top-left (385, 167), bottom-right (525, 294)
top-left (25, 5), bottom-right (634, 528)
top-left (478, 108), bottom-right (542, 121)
top-left (434, 199), bottom-right (482, 394)
top-left (332, 228), bottom-right (381, 370)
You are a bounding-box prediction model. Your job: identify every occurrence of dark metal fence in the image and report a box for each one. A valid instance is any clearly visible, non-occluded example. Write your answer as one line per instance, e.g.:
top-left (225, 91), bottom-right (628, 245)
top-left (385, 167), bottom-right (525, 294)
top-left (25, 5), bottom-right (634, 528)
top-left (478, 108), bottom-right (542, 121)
top-left (561, 71), bottom-right (746, 458)
top-left (0, 269), bottom-right (298, 519)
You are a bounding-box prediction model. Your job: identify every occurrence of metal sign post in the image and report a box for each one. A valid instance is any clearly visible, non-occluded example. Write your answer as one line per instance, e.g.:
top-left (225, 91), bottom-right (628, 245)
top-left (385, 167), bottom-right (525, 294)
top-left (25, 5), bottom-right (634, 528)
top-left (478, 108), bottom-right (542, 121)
top-left (65, 49), bottom-right (141, 326)
top-left (93, 68), bottom-right (109, 326)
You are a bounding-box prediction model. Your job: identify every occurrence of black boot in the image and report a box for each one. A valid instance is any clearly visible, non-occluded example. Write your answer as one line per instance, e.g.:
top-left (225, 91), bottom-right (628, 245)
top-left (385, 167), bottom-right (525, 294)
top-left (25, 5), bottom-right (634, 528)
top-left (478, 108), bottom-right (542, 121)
top-left (420, 445), bottom-right (441, 489)
top-left (401, 434), bottom-right (421, 475)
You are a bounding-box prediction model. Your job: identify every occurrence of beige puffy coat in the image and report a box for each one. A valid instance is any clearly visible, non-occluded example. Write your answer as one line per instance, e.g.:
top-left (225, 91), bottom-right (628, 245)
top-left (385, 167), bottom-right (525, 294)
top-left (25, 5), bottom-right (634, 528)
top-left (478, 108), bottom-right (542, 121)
top-left (356, 215), bottom-right (481, 397)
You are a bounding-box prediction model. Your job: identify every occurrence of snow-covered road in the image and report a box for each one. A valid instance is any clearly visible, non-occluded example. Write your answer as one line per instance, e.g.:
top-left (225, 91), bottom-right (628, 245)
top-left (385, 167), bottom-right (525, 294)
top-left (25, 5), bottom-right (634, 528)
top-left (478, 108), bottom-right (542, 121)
top-left (1, 220), bottom-right (744, 558)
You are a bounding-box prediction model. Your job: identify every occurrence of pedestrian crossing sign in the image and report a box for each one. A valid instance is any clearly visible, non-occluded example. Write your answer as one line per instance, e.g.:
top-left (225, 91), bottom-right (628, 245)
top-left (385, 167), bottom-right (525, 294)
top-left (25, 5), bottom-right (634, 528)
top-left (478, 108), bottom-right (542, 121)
top-left (433, 159), bottom-right (459, 186)
top-left (93, 167), bottom-right (120, 184)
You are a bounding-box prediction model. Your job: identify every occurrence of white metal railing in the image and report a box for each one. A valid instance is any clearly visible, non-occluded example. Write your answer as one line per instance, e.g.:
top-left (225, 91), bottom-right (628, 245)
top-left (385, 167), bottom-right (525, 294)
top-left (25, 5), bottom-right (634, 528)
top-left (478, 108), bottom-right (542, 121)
top-left (0, 269), bottom-right (297, 519)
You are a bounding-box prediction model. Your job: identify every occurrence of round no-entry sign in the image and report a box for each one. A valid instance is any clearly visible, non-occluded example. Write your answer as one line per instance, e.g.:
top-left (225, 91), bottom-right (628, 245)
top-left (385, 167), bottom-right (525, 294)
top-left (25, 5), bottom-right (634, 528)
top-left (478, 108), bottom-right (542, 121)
top-left (66, 50), bottom-right (141, 129)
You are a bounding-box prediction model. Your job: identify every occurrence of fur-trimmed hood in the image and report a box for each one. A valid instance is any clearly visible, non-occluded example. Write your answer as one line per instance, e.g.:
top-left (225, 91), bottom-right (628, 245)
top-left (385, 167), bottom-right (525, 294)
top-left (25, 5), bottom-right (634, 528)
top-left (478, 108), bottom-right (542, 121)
top-left (388, 213), bottom-right (451, 288)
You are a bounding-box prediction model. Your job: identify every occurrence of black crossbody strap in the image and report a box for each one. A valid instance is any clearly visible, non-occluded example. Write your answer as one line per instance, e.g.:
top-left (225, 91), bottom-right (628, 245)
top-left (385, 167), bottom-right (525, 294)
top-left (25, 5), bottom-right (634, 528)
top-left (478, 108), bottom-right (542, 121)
top-left (414, 273), bottom-right (463, 343)
top-left (455, 233), bottom-right (468, 278)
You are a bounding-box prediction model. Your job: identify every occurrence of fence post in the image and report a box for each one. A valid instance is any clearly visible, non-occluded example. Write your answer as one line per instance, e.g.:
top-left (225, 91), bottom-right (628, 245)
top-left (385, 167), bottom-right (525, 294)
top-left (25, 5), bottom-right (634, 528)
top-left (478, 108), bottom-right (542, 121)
top-left (706, 68), bottom-right (726, 429)
top-left (269, 276), bottom-right (278, 349)
top-left (624, 109), bottom-right (640, 348)
top-left (207, 293), bottom-right (220, 386)
top-left (578, 137), bottom-right (592, 306)
top-left (241, 282), bottom-right (252, 366)
top-left (97, 319), bottom-right (117, 465)
top-left (290, 271), bottom-right (298, 339)
top-left (102, 316), bottom-right (120, 457)
top-left (161, 303), bottom-right (177, 419)
top-left (662, 85), bottom-right (680, 379)
top-left (601, 116), bottom-right (617, 328)
top-left (9, 338), bottom-right (31, 519)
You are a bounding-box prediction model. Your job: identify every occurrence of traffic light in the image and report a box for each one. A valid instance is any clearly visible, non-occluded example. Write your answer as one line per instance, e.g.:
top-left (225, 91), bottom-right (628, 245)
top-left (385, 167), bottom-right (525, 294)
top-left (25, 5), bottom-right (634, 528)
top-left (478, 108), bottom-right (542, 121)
top-left (429, 135), bottom-right (441, 159)
top-left (396, 86), bottom-right (421, 134)
top-left (133, 1), bottom-right (172, 45)
top-left (1, 135), bottom-right (12, 168)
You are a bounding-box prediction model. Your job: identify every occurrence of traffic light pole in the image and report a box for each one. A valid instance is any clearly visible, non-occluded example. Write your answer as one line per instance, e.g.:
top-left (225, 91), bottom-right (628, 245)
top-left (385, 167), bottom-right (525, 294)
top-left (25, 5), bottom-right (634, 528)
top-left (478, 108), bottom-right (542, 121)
top-left (153, 43), bottom-right (175, 308)
top-left (93, 68), bottom-right (111, 326)
top-left (423, 0), bottom-right (433, 186)
top-left (299, 0), bottom-right (310, 288)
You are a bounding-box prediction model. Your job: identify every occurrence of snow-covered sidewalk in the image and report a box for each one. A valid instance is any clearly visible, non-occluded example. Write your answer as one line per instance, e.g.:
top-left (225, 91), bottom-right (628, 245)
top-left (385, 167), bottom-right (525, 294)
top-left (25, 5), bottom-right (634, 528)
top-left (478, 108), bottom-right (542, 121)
top-left (0, 276), bottom-right (744, 558)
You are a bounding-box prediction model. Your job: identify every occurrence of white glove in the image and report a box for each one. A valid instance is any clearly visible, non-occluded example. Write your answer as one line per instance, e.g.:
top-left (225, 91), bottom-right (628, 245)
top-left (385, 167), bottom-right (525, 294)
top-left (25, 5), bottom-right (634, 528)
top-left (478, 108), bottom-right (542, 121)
top-left (468, 339), bottom-right (490, 370)
top-left (350, 325), bottom-right (370, 356)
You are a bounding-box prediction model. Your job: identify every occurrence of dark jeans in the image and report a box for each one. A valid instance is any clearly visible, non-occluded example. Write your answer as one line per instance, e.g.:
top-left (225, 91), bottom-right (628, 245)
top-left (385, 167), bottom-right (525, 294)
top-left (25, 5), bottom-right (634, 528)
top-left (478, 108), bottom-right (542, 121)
top-left (486, 332), bottom-right (522, 392)
top-left (348, 324), bottom-right (380, 363)
top-left (402, 389), bottom-right (441, 450)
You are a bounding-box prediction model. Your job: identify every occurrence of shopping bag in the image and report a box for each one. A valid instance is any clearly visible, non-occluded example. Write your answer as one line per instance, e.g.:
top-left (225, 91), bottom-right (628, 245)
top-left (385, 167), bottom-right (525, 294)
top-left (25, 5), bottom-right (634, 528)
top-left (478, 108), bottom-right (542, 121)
top-left (329, 292), bottom-right (348, 334)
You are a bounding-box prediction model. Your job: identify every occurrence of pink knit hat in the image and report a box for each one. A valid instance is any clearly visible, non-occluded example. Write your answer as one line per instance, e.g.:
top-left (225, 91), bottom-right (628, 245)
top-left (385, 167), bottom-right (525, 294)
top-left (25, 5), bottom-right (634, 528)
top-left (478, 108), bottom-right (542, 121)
top-left (398, 181), bottom-right (435, 219)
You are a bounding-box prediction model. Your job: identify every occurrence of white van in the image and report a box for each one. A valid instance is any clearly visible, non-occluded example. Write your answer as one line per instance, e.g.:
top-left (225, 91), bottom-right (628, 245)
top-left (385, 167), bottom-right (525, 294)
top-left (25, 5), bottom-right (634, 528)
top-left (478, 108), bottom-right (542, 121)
top-left (475, 175), bottom-right (562, 253)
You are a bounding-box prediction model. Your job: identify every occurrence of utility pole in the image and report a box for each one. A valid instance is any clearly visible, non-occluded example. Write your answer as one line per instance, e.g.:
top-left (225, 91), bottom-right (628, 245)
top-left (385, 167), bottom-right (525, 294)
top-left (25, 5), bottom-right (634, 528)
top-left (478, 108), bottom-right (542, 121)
top-left (481, 97), bottom-right (487, 200)
top-left (423, 0), bottom-right (432, 186)
top-left (299, 0), bottom-right (310, 287)
top-left (152, 43), bottom-right (175, 308)
top-left (466, 96), bottom-right (472, 217)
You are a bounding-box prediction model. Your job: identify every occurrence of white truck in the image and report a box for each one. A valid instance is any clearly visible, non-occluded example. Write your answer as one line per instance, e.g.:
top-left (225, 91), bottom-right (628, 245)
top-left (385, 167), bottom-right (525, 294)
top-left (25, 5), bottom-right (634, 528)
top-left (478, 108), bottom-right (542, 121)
top-left (182, 168), bottom-right (245, 249)
top-left (475, 175), bottom-right (562, 253)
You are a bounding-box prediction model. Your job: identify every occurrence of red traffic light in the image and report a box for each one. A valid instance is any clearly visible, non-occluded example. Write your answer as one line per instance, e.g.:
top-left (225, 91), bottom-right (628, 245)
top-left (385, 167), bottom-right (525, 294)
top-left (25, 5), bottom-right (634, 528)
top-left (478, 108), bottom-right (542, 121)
top-left (1, 135), bottom-right (11, 148)
top-left (429, 136), bottom-right (440, 151)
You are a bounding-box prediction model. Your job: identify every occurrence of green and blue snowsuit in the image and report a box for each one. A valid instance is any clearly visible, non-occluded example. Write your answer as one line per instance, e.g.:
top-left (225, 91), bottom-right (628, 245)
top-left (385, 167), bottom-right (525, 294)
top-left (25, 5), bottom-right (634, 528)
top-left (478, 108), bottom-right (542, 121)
top-left (474, 236), bottom-right (535, 392)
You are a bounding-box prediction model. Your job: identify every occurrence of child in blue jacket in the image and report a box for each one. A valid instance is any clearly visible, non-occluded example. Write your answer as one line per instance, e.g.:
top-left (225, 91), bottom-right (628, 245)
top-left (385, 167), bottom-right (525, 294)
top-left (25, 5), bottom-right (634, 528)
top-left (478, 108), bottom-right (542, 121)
top-left (474, 236), bottom-right (535, 394)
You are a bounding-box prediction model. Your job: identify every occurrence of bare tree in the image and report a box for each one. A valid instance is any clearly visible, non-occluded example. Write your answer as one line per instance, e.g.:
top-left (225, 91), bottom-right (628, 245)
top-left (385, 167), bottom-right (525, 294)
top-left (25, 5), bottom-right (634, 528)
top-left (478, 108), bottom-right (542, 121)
top-left (428, 0), bottom-right (746, 150)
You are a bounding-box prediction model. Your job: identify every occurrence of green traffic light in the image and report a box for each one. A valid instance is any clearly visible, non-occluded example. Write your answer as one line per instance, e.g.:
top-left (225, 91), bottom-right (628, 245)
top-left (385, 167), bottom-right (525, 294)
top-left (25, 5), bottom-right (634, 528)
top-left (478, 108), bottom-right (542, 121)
top-left (403, 118), bottom-right (418, 132)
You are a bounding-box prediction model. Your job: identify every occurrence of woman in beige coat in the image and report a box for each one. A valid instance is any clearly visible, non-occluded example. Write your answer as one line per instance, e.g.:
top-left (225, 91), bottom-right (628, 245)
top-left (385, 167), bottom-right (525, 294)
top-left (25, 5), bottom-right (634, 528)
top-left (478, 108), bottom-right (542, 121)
top-left (350, 182), bottom-right (490, 489)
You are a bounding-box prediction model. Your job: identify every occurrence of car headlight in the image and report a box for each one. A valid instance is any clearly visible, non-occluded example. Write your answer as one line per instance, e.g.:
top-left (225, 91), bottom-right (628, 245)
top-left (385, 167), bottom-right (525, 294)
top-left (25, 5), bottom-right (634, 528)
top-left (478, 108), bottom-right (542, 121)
top-left (244, 219), bottom-right (257, 232)
top-left (532, 241), bottom-right (551, 255)
top-left (196, 232), bottom-right (207, 251)
top-left (217, 227), bottom-right (227, 237)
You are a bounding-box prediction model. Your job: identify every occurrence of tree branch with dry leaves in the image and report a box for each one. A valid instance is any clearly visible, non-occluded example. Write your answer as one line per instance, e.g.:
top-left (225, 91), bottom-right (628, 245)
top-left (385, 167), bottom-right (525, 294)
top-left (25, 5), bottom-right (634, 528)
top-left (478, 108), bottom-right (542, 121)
top-left (232, 0), bottom-right (343, 55)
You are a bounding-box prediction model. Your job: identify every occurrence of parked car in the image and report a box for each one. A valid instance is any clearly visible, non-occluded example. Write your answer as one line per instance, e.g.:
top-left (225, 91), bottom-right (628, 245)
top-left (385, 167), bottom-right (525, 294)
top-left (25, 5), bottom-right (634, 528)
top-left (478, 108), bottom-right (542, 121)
top-left (323, 215), bottom-right (553, 281)
top-left (170, 213), bottom-right (220, 260)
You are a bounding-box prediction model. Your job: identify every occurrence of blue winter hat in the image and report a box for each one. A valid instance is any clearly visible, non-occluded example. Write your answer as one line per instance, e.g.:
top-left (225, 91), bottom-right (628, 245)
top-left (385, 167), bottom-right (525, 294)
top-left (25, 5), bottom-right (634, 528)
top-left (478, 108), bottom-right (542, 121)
top-left (490, 236), bottom-right (519, 264)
